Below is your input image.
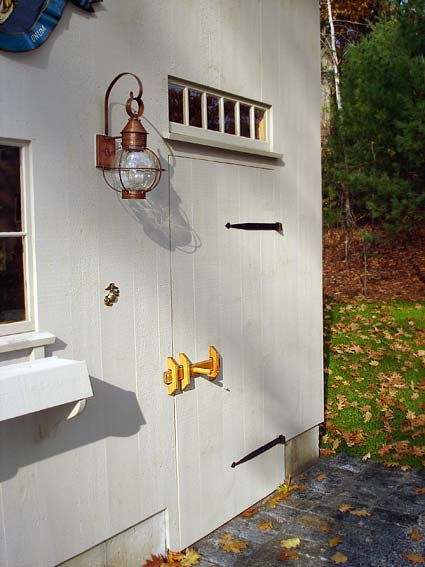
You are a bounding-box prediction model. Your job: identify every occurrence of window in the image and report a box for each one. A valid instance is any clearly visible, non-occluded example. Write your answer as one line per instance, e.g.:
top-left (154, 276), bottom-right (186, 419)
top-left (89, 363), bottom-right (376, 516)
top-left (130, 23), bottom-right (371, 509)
top-left (0, 141), bottom-right (34, 336)
top-left (164, 78), bottom-right (282, 159)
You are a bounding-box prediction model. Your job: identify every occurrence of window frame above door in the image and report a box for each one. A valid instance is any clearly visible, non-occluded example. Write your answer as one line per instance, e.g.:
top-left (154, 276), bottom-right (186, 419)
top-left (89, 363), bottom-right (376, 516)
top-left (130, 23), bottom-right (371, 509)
top-left (164, 77), bottom-right (283, 160)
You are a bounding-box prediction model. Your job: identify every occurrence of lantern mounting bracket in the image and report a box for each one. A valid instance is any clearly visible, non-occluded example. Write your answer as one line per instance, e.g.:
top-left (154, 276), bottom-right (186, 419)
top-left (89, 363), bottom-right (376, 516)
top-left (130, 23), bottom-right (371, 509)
top-left (95, 72), bottom-right (163, 199)
top-left (103, 72), bottom-right (144, 137)
top-left (96, 72), bottom-right (145, 169)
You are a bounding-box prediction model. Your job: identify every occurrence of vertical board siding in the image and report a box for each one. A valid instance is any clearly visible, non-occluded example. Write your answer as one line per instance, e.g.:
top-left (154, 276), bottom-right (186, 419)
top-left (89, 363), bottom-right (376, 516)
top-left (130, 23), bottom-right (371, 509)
top-left (0, 0), bottom-right (322, 564)
top-left (171, 159), bottom-right (287, 549)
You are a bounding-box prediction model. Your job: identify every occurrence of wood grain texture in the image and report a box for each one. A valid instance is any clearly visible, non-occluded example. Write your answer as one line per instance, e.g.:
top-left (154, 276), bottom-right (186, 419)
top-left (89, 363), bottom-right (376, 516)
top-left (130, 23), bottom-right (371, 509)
top-left (0, 0), bottom-right (321, 563)
top-left (171, 157), bottom-right (288, 549)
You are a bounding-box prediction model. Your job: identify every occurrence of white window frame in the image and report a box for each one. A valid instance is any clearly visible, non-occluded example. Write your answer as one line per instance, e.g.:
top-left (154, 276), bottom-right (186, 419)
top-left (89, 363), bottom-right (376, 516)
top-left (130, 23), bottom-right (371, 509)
top-left (0, 139), bottom-right (35, 337)
top-left (164, 77), bottom-right (282, 159)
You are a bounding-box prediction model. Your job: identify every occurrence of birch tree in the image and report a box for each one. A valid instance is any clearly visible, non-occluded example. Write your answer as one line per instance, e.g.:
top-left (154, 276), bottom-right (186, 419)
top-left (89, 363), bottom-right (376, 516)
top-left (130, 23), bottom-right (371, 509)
top-left (326, 0), bottom-right (342, 111)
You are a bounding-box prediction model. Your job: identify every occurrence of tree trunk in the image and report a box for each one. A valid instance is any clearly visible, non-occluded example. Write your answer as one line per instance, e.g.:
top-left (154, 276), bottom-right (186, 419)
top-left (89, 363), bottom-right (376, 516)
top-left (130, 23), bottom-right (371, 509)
top-left (326, 0), bottom-right (342, 111)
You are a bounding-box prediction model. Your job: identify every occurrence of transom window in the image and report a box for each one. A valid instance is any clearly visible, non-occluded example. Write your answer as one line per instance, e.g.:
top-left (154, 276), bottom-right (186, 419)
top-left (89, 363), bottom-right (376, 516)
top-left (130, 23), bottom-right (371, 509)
top-left (0, 141), bottom-right (34, 336)
top-left (168, 80), bottom-right (269, 142)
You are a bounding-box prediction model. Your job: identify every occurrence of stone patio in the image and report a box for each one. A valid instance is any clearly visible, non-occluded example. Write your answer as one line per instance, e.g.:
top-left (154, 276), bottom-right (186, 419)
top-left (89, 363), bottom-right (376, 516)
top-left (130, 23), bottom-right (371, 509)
top-left (193, 454), bottom-right (425, 567)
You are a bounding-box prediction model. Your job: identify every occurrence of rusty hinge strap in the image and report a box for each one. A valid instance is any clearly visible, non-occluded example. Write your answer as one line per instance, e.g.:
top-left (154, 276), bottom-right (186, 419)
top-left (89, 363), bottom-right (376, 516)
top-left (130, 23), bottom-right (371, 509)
top-left (231, 434), bottom-right (286, 468)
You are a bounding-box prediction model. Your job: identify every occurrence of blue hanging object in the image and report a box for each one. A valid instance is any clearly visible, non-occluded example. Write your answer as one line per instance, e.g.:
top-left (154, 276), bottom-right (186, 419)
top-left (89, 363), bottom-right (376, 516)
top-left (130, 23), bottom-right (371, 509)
top-left (70, 0), bottom-right (101, 13)
top-left (0, 0), bottom-right (101, 52)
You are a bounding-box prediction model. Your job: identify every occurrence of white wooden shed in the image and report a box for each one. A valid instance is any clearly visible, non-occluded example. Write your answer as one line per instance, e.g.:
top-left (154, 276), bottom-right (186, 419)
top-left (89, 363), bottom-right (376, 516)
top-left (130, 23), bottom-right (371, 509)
top-left (0, 1), bottom-right (323, 565)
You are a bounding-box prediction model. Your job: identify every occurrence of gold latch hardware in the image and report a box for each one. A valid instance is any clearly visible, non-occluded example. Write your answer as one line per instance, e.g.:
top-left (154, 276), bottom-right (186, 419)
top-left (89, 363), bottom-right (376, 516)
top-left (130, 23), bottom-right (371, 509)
top-left (163, 346), bottom-right (220, 395)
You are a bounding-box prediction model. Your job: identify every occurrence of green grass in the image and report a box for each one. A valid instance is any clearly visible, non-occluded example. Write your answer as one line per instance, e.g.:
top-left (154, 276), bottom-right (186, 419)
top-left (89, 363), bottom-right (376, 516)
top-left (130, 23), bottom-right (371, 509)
top-left (320, 300), bottom-right (425, 469)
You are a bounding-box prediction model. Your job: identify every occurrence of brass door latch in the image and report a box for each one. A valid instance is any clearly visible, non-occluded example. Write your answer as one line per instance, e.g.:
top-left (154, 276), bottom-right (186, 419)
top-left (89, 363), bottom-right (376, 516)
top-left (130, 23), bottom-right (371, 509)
top-left (163, 346), bottom-right (220, 395)
top-left (104, 283), bottom-right (120, 306)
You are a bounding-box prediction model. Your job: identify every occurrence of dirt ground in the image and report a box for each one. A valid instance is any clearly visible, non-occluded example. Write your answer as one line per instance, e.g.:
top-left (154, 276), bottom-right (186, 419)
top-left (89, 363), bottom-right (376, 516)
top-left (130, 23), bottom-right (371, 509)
top-left (323, 228), bottom-right (425, 301)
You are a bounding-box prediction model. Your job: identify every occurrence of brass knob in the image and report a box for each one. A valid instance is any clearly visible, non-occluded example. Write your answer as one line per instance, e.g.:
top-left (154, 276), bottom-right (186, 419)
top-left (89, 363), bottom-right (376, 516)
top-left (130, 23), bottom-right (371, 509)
top-left (104, 283), bottom-right (120, 306)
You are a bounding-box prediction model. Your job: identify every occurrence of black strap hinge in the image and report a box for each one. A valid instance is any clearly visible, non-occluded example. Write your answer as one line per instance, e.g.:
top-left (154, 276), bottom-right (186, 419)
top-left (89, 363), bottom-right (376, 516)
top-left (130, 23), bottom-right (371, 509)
top-left (231, 434), bottom-right (286, 468)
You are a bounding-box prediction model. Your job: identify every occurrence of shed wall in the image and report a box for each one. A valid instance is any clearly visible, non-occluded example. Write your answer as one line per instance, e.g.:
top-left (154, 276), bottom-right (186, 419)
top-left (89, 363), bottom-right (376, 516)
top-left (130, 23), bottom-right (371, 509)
top-left (0, 1), bottom-right (322, 565)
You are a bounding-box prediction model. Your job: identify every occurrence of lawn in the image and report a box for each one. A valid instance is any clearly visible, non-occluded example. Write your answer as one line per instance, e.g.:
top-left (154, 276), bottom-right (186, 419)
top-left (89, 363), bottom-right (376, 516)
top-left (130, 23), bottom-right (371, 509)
top-left (320, 300), bottom-right (425, 469)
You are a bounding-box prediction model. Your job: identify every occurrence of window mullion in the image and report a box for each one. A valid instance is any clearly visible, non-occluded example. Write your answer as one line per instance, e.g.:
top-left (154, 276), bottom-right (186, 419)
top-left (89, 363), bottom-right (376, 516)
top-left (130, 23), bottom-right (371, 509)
top-left (183, 87), bottom-right (189, 125)
top-left (201, 92), bottom-right (207, 129)
top-left (249, 106), bottom-right (255, 139)
top-left (219, 98), bottom-right (224, 133)
top-left (0, 232), bottom-right (27, 238)
top-left (235, 102), bottom-right (240, 136)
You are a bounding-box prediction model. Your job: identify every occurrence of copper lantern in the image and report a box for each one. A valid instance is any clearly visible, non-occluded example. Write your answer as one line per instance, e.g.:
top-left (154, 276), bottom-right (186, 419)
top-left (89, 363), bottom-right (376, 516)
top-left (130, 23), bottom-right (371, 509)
top-left (96, 72), bottom-right (162, 199)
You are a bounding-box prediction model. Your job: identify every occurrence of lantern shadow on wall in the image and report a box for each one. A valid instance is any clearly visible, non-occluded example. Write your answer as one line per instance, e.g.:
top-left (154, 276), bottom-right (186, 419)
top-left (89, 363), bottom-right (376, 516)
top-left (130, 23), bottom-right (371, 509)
top-left (124, 154), bottom-right (201, 253)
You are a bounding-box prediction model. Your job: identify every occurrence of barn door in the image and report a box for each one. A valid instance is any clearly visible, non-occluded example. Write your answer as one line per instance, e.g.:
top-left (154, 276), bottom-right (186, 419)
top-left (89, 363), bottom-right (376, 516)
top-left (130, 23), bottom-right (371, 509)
top-left (168, 156), bottom-right (286, 549)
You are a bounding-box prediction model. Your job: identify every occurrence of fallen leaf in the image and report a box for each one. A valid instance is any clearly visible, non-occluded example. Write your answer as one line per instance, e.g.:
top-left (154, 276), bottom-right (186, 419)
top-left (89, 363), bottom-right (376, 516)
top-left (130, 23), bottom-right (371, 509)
top-left (362, 452), bottom-right (371, 461)
top-left (277, 476), bottom-right (295, 494)
top-left (331, 551), bottom-right (348, 564)
top-left (416, 488), bottom-right (425, 495)
top-left (403, 553), bottom-right (425, 563)
top-left (258, 522), bottom-right (273, 531)
top-left (409, 529), bottom-right (422, 541)
top-left (278, 549), bottom-right (300, 561)
top-left (292, 484), bottom-right (308, 492)
top-left (220, 533), bottom-right (248, 554)
top-left (328, 536), bottom-right (342, 548)
top-left (320, 448), bottom-right (336, 456)
top-left (167, 550), bottom-right (185, 563)
top-left (143, 555), bottom-right (166, 567)
top-left (364, 411), bottom-right (372, 423)
top-left (338, 503), bottom-right (352, 513)
top-left (241, 507), bottom-right (258, 518)
top-left (350, 508), bottom-right (371, 517)
top-left (268, 494), bottom-right (286, 508)
top-left (180, 548), bottom-right (201, 566)
top-left (280, 537), bottom-right (301, 549)
top-left (369, 360), bottom-right (379, 366)
top-left (298, 515), bottom-right (333, 532)
top-left (316, 473), bottom-right (328, 481)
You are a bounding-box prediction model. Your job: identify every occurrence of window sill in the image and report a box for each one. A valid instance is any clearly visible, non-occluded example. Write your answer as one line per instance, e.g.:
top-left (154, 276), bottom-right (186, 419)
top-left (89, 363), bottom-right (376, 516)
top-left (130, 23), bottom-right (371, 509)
top-left (0, 357), bottom-right (93, 422)
top-left (0, 330), bottom-right (56, 354)
top-left (163, 125), bottom-right (283, 159)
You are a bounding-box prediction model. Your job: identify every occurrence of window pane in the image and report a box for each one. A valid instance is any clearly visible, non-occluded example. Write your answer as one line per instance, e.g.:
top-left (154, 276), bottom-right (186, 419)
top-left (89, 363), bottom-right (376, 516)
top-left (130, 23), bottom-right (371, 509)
top-left (255, 108), bottom-right (266, 141)
top-left (207, 95), bottom-right (220, 131)
top-left (224, 99), bottom-right (235, 135)
top-left (0, 237), bottom-right (26, 324)
top-left (188, 89), bottom-right (202, 128)
top-left (239, 104), bottom-right (251, 138)
top-left (0, 145), bottom-right (22, 232)
top-left (168, 84), bottom-right (184, 124)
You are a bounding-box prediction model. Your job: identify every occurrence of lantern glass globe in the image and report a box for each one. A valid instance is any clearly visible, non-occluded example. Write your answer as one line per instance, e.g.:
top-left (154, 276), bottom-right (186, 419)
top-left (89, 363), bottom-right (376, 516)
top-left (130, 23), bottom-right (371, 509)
top-left (109, 148), bottom-right (160, 193)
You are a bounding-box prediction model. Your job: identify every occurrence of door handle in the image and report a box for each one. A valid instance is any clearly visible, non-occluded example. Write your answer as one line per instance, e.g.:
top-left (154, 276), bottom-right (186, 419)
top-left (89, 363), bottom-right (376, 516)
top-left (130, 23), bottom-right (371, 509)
top-left (163, 346), bottom-right (220, 395)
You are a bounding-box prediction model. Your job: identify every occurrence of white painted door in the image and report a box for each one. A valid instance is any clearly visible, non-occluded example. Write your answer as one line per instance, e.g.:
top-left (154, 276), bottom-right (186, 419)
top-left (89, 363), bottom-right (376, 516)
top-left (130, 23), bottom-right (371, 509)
top-left (169, 156), bottom-right (288, 549)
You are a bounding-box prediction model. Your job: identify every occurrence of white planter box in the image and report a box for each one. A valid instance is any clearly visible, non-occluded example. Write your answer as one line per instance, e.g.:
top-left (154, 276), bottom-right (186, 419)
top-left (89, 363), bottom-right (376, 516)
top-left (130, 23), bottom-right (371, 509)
top-left (0, 357), bottom-right (92, 422)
